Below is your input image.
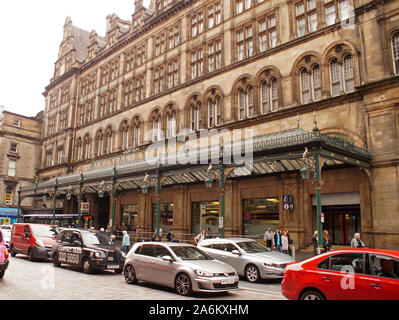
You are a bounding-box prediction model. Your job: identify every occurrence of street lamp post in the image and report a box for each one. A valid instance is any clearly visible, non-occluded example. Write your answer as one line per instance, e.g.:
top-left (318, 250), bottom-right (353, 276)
top-left (301, 148), bottom-right (324, 252)
top-left (141, 164), bottom-right (165, 241)
top-left (205, 164), bottom-right (234, 239)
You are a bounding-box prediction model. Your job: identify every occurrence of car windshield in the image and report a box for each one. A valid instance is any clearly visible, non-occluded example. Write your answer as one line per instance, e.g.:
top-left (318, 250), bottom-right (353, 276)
top-left (30, 225), bottom-right (59, 238)
top-left (81, 232), bottom-right (101, 246)
top-left (237, 241), bottom-right (268, 253)
top-left (95, 232), bottom-right (111, 246)
top-left (1, 226), bottom-right (11, 230)
top-left (170, 246), bottom-right (212, 261)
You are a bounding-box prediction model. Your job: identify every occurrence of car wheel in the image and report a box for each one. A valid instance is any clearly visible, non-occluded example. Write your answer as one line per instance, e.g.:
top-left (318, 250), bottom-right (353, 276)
top-left (82, 258), bottom-right (93, 274)
top-left (175, 273), bottom-right (193, 296)
top-left (300, 290), bottom-right (325, 301)
top-left (10, 246), bottom-right (16, 257)
top-left (52, 253), bottom-right (61, 267)
top-left (245, 264), bottom-right (260, 283)
top-left (0, 271), bottom-right (5, 279)
top-left (28, 249), bottom-right (34, 261)
top-left (124, 265), bottom-right (137, 284)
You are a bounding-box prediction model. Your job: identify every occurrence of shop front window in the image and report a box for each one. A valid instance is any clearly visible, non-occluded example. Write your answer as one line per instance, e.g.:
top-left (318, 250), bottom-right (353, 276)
top-left (191, 202), bottom-right (220, 237)
top-left (243, 198), bottom-right (280, 236)
top-left (152, 203), bottom-right (174, 234)
top-left (121, 204), bottom-right (138, 231)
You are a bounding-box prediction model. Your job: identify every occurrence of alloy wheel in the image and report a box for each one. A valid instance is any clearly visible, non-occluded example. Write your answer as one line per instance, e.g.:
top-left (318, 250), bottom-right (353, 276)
top-left (124, 265), bottom-right (137, 284)
top-left (175, 273), bottom-right (192, 296)
top-left (245, 265), bottom-right (259, 283)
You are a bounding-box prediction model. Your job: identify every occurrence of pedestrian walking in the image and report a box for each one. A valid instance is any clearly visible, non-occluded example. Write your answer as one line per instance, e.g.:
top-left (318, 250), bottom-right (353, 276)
top-left (281, 230), bottom-right (289, 254)
top-left (264, 227), bottom-right (273, 250)
top-left (110, 234), bottom-right (116, 245)
top-left (312, 231), bottom-right (319, 255)
top-left (121, 231), bottom-right (130, 254)
top-left (273, 228), bottom-right (282, 253)
top-left (136, 225), bottom-right (143, 242)
top-left (194, 229), bottom-right (205, 246)
top-left (351, 233), bottom-right (366, 248)
top-left (205, 227), bottom-right (212, 239)
top-left (167, 228), bottom-right (175, 242)
top-left (323, 230), bottom-right (332, 252)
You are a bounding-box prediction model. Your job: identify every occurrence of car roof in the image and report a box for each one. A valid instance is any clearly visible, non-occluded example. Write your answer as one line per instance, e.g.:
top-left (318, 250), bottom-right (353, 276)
top-left (134, 242), bottom-right (195, 247)
top-left (60, 228), bottom-right (91, 233)
top-left (327, 248), bottom-right (399, 256)
top-left (201, 238), bottom-right (256, 244)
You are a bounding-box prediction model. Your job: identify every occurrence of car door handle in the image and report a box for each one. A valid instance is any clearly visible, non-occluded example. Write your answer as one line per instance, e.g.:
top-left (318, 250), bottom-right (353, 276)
top-left (370, 283), bottom-right (382, 289)
top-left (322, 276), bottom-right (331, 281)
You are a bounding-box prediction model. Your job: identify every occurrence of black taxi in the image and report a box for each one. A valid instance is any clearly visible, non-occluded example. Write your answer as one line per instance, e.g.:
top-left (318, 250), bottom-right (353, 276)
top-left (51, 228), bottom-right (125, 274)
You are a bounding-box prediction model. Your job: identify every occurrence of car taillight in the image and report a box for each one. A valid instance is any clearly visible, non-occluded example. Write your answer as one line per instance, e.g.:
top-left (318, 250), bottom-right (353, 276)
top-left (5, 249), bottom-right (9, 260)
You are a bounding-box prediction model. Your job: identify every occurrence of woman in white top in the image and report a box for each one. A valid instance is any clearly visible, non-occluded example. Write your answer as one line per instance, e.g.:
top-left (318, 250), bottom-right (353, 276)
top-left (194, 229), bottom-right (205, 246)
top-left (281, 230), bottom-right (289, 254)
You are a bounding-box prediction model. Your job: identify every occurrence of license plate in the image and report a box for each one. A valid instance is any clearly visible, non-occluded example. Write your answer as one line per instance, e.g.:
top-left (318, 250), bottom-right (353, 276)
top-left (221, 278), bottom-right (235, 285)
top-left (107, 265), bottom-right (120, 269)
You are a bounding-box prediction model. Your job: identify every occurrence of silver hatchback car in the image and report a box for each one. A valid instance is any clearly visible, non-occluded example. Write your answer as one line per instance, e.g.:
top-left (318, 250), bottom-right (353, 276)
top-left (123, 242), bottom-right (239, 296)
top-left (199, 238), bottom-right (295, 282)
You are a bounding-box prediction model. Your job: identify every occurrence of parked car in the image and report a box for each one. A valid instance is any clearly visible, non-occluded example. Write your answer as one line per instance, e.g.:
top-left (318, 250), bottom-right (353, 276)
top-left (198, 238), bottom-right (295, 283)
top-left (281, 248), bottom-right (399, 300)
top-left (10, 223), bottom-right (59, 261)
top-left (0, 229), bottom-right (9, 279)
top-left (0, 225), bottom-right (12, 248)
top-left (123, 242), bottom-right (239, 296)
top-left (51, 228), bottom-right (125, 274)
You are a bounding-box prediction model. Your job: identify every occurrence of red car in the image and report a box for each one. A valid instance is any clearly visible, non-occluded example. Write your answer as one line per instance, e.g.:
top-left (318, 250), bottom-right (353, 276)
top-left (282, 248), bottom-right (399, 300)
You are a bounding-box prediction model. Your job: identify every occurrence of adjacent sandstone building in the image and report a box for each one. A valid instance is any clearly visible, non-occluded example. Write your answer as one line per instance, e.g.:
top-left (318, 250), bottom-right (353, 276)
top-left (20, 0), bottom-right (399, 249)
top-left (0, 109), bottom-right (42, 224)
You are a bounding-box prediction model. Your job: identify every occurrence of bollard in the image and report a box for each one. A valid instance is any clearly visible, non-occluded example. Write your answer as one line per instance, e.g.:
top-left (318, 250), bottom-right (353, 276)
top-left (292, 246), bottom-right (296, 260)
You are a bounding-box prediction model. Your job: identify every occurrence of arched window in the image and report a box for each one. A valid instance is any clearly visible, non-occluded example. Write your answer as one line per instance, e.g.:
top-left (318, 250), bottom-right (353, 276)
top-left (311, 65), bottom-right (321, 101)
top-left (260, 77), bottom-right (279, 114)
top-left (343, 54), bottom-right (354, 92)
top-left (329, 54), bottom-right (354, 96)
top-left (151, 109), bottom-right (162, 142)
top-left (393, 31), bottom-right (399, 75)
top-left (300, 68), bottom-right (311, 104)
top-left (132, 116), bottom-right (142, 148)
top-left (96, 130), bottom-right (104, 157)
top-left (208, 97), bottom-right (221, 128)
top-left (105, 127), bottom-right (113, 154)
top-left (76, 138), bottom-right (83, 161)
top-left (166, 111), bottom-right (177, 139)
top-left (120, 121), bottom-right (130, 151)
top-left (329, 58), bottom-right (341, 97)
top-left (237, 85), bottom-right (254, 120)
top-left (190, 102), bottom-right (202, 131)
top-left (83, 135), bottom-right (91, 160)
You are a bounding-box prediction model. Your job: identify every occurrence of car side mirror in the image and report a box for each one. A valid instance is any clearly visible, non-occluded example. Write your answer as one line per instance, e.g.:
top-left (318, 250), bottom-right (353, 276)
top-left (232, 250), bottom-right (241, 255)
top-left (162, 255), bottom-right (174, 262)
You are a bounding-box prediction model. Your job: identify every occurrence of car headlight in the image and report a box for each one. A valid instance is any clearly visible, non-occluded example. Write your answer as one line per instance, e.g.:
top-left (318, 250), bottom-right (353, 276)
top-left (121, 251), bottom-right (127, 258)
top-left (94, 251), bottom-right (106, 258)
top-left (195, 269), bottom-right (214, 277)
top-left (263, 262), bottom-right (280, 268)
top-left (36, 240), bottom-right (45, 247)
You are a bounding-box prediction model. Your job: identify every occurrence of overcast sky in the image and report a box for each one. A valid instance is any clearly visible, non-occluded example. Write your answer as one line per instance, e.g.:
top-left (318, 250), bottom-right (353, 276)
top-left (0, 0), bottom-right (150, 117)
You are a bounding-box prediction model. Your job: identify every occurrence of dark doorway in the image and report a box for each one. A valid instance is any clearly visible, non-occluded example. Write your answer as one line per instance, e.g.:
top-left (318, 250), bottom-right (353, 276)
top-left (313, 205), bottom-right (361, 245)
top-left (97, 196), bottom-right (110, 229)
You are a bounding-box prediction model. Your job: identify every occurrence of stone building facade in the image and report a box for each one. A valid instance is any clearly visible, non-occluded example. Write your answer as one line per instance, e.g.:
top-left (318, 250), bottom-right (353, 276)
top-left (0, 110), bottom-right (42, 223)
top-left (28, 0), bottom-right (399, 249)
